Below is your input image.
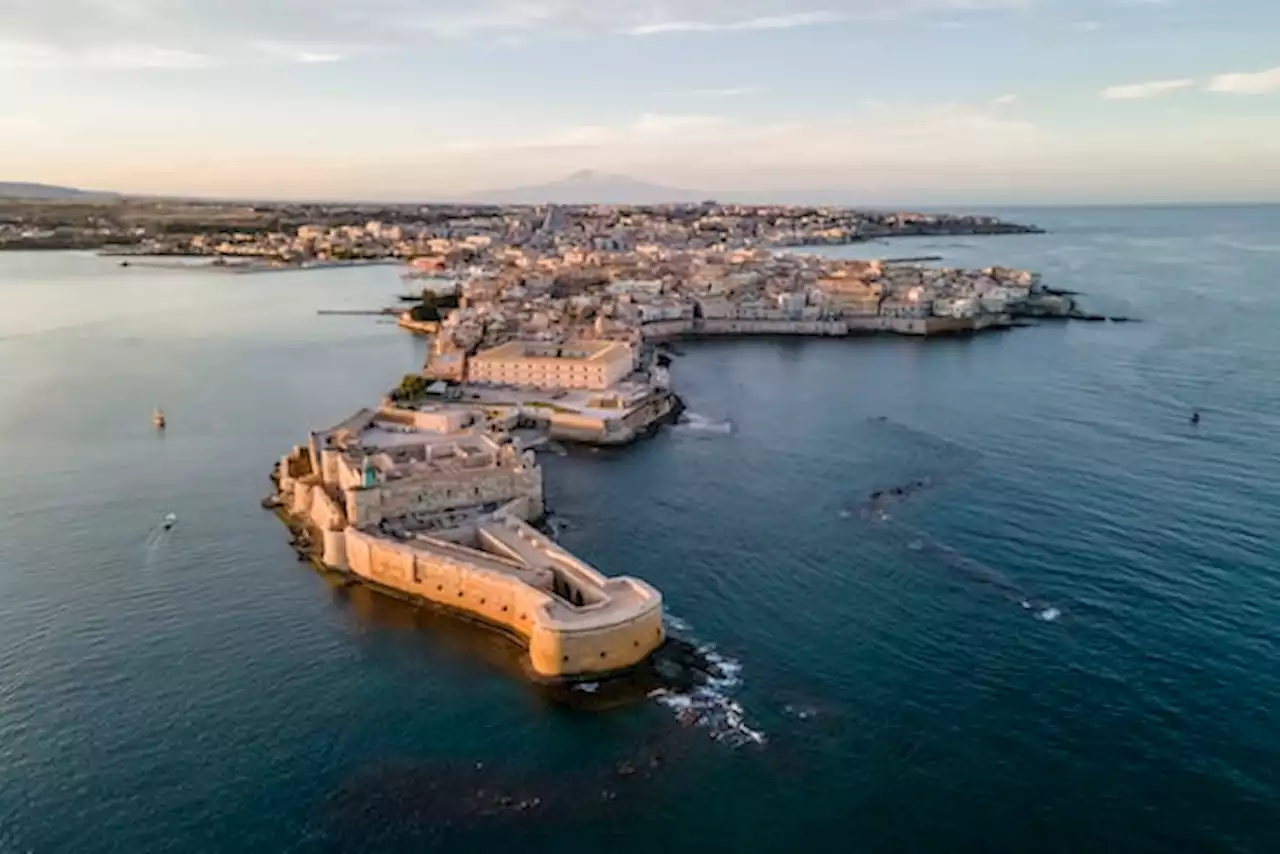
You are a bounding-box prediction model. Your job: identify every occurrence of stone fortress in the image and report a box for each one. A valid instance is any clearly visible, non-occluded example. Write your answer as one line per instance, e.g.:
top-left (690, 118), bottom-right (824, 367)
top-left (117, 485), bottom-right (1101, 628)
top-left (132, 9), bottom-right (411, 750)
top-left (272, 404), bottom-right (664, 679)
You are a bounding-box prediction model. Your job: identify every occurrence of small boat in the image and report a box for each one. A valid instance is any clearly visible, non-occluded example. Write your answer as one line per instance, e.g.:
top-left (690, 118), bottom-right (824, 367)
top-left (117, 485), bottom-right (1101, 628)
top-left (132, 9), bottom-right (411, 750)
top-left (162, 513), bottom-right (178, 530)
top-left (153, 408), bottom-right (166, 429)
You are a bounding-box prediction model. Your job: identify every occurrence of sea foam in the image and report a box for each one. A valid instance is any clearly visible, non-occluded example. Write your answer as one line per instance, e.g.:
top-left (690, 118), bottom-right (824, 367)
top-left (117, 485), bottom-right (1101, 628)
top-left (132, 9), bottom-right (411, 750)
top-left (650, 615), bottom-right (765, 747)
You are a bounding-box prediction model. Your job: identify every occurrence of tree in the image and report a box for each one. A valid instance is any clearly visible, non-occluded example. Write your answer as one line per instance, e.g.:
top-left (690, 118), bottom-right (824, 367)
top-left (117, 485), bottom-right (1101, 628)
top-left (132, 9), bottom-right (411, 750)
top-left (393, 374), bottom-right (428, 401)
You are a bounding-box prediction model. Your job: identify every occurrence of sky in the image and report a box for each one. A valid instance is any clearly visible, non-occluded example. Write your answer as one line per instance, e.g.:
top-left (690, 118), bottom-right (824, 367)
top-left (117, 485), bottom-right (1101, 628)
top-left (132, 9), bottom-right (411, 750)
top-left (2, 0), bottom-right (1279, 204)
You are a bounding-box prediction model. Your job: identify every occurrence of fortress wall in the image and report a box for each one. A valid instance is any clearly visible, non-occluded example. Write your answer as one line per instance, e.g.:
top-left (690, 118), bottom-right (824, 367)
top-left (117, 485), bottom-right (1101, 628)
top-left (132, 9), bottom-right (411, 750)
top-left (279, 446), bottom-right (313, 495)
top-left (308, 488), bottom-right (345, 532)
top-left (345, 528), bottom-right (549, 654)
top-left (845, 316), bottom-right (979, 335)
top-left (640, 319), bottom-right (696, 339)
top-left (546, 411), bottom-right (608, 432)
top-left (320, 449), bottom-right (343, 486)
top-left (322, 529), bottom-right (348, 570)
top-left (922, 316), bottom-right (979, 335)
top-left (347, 468), bottom-right (543, 527)
top-left (527, 604), bottom-right (664, 679)
top-left (343, 528), bottom-right (662, 679)
top-left (290, 481), bottom-right (316, 517)
top-left (698, 319), bottom-right (848, 336)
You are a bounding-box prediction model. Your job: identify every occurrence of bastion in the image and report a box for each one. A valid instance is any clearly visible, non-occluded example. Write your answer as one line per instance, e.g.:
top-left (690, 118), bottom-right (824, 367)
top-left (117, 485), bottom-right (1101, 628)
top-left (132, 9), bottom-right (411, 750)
top-left (271, 404), bottom-right (664, 679)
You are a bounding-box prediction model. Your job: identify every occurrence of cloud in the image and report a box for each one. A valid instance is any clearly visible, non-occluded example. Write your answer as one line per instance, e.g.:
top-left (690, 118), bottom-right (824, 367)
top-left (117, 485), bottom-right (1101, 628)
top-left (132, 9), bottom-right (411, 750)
top-left (250, 40), bottom-right (348, 64)
top-left (627, 11), bottom-right (845, 36)
top-left (1207, 66), bottom-right (1280, 95)
top-left (0, 0), bottom-right (1035, 65)
top-left (991, 93), bottom-right (1018, 106)
top-left (0, 39), bottom-right (211, 69)
top-left (1070, 20), bottom-right (1101, 32)
top-left (426, 100), bottom-right (1039, 166)
top-left (1102, 78), bottom-right (1194, 100)
top-left (440, 113), bottom-right (731, 153)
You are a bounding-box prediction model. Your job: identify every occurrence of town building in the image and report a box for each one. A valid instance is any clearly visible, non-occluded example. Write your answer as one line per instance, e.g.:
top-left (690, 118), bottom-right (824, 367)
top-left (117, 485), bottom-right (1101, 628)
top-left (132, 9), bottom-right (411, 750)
top-left (467, 340), bottom-right (634, 390)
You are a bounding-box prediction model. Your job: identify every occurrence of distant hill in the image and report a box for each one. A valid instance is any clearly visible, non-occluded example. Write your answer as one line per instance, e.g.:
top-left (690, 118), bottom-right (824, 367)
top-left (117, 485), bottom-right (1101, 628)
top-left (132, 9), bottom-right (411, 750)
top-left (469, 170), bottom-right (703, 205)
top-left (0, 182), bottom-right (118, 201)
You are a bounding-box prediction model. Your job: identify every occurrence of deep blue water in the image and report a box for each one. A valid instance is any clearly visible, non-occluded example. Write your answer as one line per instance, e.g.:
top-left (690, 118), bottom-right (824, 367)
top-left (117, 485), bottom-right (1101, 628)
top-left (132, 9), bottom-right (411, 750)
top-left (1, 206), bottom-right (1278, 853)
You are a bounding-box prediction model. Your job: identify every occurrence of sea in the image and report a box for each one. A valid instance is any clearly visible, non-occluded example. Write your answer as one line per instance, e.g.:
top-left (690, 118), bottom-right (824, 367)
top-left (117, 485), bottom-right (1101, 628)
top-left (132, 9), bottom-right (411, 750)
top-left (1, 205), bottom-right (1278, 854)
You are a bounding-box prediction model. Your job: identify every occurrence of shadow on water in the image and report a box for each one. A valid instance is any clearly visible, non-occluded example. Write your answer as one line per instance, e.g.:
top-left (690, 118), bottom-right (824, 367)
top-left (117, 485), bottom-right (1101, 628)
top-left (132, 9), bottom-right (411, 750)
top-left (316, 731), bottom-right (726, 854)
top-left (314, 590), bottom-right (768, 852)
top-left (329, 582), bottom-right (763, 722)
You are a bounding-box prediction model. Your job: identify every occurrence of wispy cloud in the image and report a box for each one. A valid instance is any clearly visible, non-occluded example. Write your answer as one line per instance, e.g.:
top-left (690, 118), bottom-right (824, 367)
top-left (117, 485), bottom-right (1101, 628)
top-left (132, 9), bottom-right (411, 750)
top-left (672, 86), bottom-right (765, 98)
top-left (991, 93), bottom-right (1018, 106)
top-left (1207, 66), bottom-right (1280, 95)
top-left (0, 40), bottom-right (211, 69)
top-left (1, 0), bottom-right (1037, 66)
top-left (440, 112), bottom-right (731, 152)
top-left (250, 40), bottom-right (348, 64)
top-left (445, 99), bottom-right (1037, 157)
top-left (626, 11), bottom-right (845, 37)
top-left (1102, 78), bottom-right (1194, 100)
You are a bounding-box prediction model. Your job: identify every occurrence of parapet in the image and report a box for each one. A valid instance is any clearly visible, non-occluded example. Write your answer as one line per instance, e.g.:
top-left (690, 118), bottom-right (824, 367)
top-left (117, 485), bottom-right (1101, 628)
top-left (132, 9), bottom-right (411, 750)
top-left (340, 516), bottom-right (663, 679)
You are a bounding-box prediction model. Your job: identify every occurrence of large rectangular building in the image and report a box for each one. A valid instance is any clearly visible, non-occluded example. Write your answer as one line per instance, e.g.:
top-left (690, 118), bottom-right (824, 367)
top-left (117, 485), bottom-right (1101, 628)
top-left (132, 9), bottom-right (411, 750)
top-left (467, 340), bottom-right (633, 391)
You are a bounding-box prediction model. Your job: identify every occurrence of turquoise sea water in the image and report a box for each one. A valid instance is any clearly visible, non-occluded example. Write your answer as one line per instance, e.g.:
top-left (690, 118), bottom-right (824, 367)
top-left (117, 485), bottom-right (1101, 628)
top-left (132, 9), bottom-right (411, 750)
top-left (1, 206), bottom-right (1278, 853)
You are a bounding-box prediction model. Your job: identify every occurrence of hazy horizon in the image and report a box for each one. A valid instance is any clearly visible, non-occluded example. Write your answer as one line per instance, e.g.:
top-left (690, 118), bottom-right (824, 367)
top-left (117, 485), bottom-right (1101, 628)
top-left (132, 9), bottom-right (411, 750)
top-left (4, 0), bottom-right (1279, 205)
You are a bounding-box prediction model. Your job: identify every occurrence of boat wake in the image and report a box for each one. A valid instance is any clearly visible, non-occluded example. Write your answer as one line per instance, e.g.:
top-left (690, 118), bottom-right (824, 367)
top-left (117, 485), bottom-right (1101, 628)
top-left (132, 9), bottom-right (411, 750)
top-left (142, 515), bottom-right (176, 567)
top-left (894, 521), bottom-right (1064, 623)
top-left (674, 412), bottom-right (734, 435)
top-left (648, 615), bottom-right (765, 748)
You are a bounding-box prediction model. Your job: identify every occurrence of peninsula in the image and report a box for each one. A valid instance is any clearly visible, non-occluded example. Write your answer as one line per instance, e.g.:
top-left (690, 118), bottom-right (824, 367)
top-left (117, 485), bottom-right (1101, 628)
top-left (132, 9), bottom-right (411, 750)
top-left (22, 189), bottom-right (1109, 677)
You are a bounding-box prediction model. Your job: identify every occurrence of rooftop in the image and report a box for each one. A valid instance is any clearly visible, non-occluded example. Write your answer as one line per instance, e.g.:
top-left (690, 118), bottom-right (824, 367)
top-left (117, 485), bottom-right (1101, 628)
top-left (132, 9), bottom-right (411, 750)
top-left (472, 339), bottom-right (630, 364)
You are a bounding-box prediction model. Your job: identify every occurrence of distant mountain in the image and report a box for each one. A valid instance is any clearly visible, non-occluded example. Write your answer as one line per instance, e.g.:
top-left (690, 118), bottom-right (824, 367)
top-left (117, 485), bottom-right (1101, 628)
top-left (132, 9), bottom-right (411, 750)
top-left (0, 182), bottom-right (118, 201)
top-left (469, 170), bottom-right (703, 205)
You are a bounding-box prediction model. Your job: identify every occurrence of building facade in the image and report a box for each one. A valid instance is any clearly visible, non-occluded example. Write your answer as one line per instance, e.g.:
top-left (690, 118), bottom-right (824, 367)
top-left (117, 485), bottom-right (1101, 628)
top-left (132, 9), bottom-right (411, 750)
top-left (467, 340), bottom-right (634, 390)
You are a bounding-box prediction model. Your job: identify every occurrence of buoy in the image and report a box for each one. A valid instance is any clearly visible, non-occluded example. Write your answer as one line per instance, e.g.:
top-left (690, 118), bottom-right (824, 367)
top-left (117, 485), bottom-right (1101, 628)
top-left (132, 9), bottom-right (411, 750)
top-left (153, 407), bottom-right (166, 429)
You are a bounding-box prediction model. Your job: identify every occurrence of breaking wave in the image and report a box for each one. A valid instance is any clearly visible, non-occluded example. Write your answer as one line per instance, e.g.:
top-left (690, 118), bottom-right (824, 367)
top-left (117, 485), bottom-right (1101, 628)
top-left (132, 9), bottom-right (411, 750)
top-left (675, 412), bottom-right (735, 435)
top-left (649, 616), bottom-right (765, 748)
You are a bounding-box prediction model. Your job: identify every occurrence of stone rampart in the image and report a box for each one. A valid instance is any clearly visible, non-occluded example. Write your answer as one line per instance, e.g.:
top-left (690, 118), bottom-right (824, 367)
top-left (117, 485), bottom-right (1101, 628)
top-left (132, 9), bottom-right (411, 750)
top-left (342, 527), bottom-right (664, 679)
top-left (346, 466), bottom-right (544, 528)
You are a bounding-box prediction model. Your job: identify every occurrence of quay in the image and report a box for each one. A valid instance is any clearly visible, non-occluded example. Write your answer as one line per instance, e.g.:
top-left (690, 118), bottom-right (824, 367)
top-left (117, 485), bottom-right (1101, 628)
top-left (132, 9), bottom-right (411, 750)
top-left (268, 405), bottom-right (664, 680)
top-left (397, 316), bottom-right (440, 334)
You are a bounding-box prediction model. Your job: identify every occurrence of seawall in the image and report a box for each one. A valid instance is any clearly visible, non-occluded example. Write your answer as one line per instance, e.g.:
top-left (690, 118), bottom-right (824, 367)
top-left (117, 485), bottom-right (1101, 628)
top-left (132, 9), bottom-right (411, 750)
top-left (640, 315), bottom-right (1013, 340)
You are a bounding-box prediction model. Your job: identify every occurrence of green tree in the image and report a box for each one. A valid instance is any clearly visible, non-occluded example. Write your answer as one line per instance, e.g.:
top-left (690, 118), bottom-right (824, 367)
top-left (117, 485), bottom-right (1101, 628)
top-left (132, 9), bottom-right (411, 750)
top-left (393, 374), bottom-right (428, 401)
